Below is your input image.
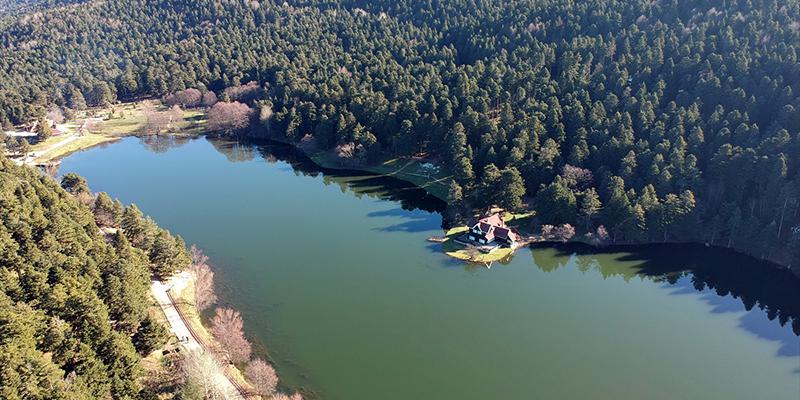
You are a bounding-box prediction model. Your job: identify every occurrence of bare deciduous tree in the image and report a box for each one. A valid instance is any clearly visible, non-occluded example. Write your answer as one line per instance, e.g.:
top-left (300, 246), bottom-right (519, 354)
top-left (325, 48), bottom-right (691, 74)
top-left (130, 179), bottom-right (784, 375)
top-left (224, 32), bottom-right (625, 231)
top-left (541, 224), bottom-right (554, 239)
top-left (190, 244), bottom-right (209, 266)
top-left (182, 349), bottom-right (225, 400)
top-left (271, 393), bottom-right (304, 400)
top-left (168, 105), bottom-right (184, 132)
top-left (47, 106), bottom-right (65, 124)
top-left (586, 225), bottom-right (610, 246)
top-left (164, 88), bottom-right (202, 108)
top-left (561, 164), bottom-right (594, 190)
top-left (245, 358), bottom-right (279, 397)
top-left (223, 82), bottom-right (263, 103)
top-left (210, 307), bottom-right (252, 364)
top-left (141, 101), bottom-right (169, 135)
top-left (189, 245), bottom-right (217, 312)
top-left (202, 91), bottom-right (218, 107)
top-left (207, 102), bottom-right (253, 134)
top-left (553, 224), bottom-right (576, 242)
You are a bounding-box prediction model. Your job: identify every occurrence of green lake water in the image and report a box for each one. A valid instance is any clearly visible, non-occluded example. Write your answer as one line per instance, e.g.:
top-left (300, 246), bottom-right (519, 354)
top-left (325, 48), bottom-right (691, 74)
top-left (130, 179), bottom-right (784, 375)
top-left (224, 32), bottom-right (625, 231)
top-left (59, 136), bottom-right (800, 400)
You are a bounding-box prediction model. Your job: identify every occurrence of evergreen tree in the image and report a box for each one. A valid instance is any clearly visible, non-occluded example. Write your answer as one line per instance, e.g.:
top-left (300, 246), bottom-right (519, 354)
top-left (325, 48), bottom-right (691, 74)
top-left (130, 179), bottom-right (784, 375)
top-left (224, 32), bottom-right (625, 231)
top-left (579, 188), bottom-right (602, 230)
top-left (149, 230), bottom-right (191, 278)
top-left (60, 173), bottom-right (90, 196)
top-left (132, 314), bottom-right (169, 355)
top-left (497, 166), bottom-right (526, 211)
top-left (536, 176), bottom-right (577, 224)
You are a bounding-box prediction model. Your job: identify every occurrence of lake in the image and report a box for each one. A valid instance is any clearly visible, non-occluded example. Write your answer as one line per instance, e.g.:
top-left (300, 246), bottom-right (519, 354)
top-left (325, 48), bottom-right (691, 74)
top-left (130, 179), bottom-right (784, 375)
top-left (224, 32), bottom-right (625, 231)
top-left (59, 136), bottom-right (800, 400)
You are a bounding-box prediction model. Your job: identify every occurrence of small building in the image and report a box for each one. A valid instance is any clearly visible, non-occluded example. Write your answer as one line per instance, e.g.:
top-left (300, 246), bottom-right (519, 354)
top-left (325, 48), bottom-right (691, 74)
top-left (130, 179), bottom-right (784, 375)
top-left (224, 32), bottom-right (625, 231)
top-left (466, 213), bottom-right (520, 248)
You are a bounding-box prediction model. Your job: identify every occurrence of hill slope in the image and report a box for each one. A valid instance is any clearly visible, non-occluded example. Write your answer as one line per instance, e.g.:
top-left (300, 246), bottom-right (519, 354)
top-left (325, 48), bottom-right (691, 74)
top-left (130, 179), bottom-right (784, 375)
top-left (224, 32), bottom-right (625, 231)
top-left (0, 0), bottom-right (798, 266)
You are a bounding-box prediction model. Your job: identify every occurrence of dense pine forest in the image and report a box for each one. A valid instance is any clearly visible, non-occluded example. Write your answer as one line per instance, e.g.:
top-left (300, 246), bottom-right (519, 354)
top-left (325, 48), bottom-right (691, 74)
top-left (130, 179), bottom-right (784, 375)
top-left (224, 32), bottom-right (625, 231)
top-left (0, 154), bottom-right (191, 398)
top-left (0, 0), bottom-right (799, 268)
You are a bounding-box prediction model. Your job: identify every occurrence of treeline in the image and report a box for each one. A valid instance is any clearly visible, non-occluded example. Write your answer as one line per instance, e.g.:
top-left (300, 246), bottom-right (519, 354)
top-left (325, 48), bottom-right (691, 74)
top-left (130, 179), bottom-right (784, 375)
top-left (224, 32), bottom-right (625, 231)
top-left (0, 0), bottom-right (799, 266)
top-left (0, 154), bottom-right (190, 399)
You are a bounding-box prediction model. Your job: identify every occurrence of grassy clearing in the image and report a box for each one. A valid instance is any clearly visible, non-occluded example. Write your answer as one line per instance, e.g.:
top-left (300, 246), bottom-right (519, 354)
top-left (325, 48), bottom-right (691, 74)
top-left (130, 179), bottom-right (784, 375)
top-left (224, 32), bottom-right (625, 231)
top-left (91, 102), bottom-right (207, 136)
top-left (30, 134), bottom-right (70, 152)
top-left (28, 101), bottom-right (207, 163)
top-left (503, 211), bottom-right (536, 234)
top-left (309, 151), bottom-right (453, 200)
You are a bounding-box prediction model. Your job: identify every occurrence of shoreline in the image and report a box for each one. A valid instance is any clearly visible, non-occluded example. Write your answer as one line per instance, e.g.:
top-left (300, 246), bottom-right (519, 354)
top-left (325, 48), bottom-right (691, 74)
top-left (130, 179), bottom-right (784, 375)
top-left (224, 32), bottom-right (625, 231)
top-left (5, 100), bottom-right (206, 165)
top-left (151, 273), bottom-right (250, 399)
top-left (269, 135), bottom-right (798, 274)
top-left (35, 100), bottom-right (796, 273)
top-left (166, 271), bottom-right (258, 397)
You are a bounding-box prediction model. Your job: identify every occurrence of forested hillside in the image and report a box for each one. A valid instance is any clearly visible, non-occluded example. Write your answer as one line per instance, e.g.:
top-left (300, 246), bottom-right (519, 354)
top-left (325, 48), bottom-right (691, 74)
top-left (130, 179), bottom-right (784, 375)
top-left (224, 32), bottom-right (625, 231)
top-left (0, 155), bottom-right (189, 398)
top-left (0, 0), bottom-right (799, 267)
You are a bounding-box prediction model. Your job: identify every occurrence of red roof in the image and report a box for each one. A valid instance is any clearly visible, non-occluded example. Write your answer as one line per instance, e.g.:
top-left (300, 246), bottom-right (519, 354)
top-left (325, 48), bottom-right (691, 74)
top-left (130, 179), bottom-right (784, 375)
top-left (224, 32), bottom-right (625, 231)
top-left (480, 213), bottom-right (505, 228)
top-left (494, 227), bottom-right (520, 241)
top-left (471, 213), bottom-right (519, 242)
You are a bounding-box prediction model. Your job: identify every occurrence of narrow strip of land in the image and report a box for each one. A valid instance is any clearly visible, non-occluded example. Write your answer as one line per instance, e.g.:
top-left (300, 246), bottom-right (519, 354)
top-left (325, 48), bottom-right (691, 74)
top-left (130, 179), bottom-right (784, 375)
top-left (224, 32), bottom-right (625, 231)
top-left (152, 273), bottom-right (246, 400)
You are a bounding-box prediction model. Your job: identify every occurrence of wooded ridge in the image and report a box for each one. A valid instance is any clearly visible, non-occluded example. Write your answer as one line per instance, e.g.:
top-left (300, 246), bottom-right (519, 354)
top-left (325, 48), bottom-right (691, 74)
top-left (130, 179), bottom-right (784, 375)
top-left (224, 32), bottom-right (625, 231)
top-left (0, 0), bottom-right (798, 268)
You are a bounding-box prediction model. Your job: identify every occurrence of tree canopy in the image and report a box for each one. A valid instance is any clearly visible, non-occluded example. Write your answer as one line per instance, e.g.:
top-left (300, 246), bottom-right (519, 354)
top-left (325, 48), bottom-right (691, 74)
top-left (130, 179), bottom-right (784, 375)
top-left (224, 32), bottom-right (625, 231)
top-left (0, 154), bottom-right (186, 398)
top-left (0, 0), bottom-right (798, 265)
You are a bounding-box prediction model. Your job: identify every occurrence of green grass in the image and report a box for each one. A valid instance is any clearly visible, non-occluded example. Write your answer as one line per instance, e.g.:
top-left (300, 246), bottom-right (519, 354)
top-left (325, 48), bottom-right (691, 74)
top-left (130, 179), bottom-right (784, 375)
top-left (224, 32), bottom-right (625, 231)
top-left (93, 103), bottom-right (207, 136)
top-left (503, 211), bottom-right (536, 234)
top-left (30, 134), bottom-right (70, 152)
top-left (34, 134), bottom-right (119, 163)
top-left (28, 101), bottom-right (208, 163)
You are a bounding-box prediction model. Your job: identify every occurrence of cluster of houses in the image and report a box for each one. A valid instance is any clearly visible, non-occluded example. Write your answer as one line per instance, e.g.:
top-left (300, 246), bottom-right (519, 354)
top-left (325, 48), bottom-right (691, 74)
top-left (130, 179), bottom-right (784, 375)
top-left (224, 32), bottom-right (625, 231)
top-left (459, 212), bottom-right (521, 250)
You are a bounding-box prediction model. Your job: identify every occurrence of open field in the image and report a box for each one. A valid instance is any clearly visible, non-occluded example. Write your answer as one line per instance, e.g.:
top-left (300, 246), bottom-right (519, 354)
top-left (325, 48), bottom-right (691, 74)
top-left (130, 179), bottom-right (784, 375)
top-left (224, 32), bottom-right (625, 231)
top-left (33, 134), bottom-right (120, 163)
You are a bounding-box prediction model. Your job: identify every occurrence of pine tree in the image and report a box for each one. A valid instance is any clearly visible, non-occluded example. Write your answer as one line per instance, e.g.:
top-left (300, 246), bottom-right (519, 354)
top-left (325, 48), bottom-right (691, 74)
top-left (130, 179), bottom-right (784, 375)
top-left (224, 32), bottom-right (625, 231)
top-left (132, 314), bottom-right (169, 355)
top-left (536, 176), bottom-right (577, 224)
top-left (93, 192), bottom-right (119, 227)
top-left (497, 166), bottom-right (526, 211)
top-left (579, 187), bottom-right (602, 230)
top-left (149, 230), bottom-right (190, 278)
top-left (121, 204), bottom-right (153, 250)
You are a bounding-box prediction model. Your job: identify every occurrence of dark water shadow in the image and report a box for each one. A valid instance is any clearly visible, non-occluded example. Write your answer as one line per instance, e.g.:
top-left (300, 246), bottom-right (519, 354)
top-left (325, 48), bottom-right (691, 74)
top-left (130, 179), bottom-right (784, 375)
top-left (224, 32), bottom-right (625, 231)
top-left (368, 208), bottom-right (441, 233)
top-left (539, 242), bottom-right (800, 348)
top-left (207, 138), bottom-right (447, 214)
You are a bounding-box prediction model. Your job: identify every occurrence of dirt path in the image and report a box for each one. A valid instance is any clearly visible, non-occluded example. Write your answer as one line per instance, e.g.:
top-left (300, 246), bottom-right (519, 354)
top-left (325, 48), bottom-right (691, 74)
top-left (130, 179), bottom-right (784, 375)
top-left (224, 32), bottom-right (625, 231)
top-left (152, 273), bottom-right (246, 400)
top-left (11, 134), bottom-right (81, 166)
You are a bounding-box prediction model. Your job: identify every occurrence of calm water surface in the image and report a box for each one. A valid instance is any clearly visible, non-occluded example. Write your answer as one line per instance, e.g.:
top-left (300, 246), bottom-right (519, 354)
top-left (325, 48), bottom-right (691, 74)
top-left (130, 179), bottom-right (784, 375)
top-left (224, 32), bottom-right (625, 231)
top-left (60, 137), bottom-right (800, 400)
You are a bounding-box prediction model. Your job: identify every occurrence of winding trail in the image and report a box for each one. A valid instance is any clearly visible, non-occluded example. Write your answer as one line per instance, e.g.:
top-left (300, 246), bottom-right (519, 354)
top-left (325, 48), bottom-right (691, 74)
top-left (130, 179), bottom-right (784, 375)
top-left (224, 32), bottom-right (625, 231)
top-left (152, 272), bottom-right (247, 400)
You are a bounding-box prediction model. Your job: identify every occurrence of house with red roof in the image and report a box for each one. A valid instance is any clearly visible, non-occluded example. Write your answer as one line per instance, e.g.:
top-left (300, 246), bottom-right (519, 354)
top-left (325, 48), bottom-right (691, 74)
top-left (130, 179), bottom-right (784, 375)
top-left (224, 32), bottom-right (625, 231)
top-left (466, 213), bottom-right (520, 248)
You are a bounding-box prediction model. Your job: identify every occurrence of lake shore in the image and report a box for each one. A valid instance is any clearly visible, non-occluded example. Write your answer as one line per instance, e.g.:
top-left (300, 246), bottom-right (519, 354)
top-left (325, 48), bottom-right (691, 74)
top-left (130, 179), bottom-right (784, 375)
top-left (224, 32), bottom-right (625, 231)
top-left (5, 101), bottom-right (206, 165)
top-left (166, 272), bottom-right (256, 397)
top-left (28, 100), bottom-right (795, 273)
